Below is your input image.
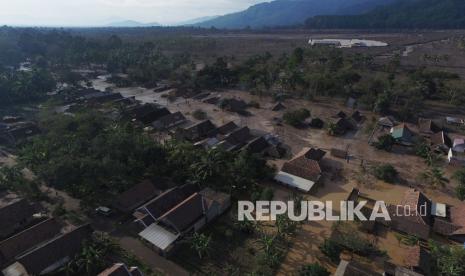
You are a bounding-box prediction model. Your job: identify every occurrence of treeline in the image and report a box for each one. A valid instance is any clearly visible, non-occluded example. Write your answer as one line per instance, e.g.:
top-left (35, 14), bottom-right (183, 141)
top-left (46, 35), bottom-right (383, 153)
top-left (0, 68), bottom-right (56, 107)
top-left (305, 0), bottom-right (465, 29)
top-left (17, 111), bottom-right (273, 206)
top-left (193, 47), bottom-right (465, 120)
top-left (2, 27), bottom-right (465, 120)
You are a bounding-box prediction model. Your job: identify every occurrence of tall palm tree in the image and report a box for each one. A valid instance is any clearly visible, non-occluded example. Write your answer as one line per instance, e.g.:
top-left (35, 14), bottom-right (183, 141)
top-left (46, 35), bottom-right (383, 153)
top-left (420, 167), bottom-right (449, 189)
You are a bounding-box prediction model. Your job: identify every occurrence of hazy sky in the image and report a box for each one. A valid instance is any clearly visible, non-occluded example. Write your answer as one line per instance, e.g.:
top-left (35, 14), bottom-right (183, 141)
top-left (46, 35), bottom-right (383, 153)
top-left (0, 0), bottom-right (266, 26)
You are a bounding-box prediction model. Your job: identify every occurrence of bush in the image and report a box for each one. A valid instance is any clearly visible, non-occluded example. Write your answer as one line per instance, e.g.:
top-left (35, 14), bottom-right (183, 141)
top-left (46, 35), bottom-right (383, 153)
top-left (192, 109), bottom-right (207, 120)
top-left (248, 100), bottom-right (260, 108)
top-left (373, 164), bottom-right (398, 183)
top-left (319, 239), bottom-right (342, 263)
top-left (453, 169), bottom-right (465, 201)
top-left (374, 134), bottom-right (395, 151)
top-left (299, 263), bottom-right (330, 276)
top-left (283, 108), bottom-right (311, 127)
top-left (261, 187), bottom-right (274, 201)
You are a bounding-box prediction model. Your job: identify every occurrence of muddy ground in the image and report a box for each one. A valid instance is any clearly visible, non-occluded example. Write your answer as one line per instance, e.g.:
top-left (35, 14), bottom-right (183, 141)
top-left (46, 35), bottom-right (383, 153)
top-left (90, 71), bottom-right (465, 274)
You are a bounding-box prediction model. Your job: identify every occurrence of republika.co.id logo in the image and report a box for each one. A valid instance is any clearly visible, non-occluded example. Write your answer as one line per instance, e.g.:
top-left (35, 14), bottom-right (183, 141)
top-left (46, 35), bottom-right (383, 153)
top-left (237, 200), bottom-right (428, 222)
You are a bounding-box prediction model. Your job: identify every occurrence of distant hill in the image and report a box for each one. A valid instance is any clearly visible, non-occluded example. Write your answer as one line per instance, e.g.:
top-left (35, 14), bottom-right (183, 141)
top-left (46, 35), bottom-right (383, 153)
top-left (107, 20), bottom-right (160, 27)
top-left (196, 0), bottom-right (394, 29)
top-left (306, 0), bottom-right (465, 29)
top-left (174, 16), bottom-right (220, 26)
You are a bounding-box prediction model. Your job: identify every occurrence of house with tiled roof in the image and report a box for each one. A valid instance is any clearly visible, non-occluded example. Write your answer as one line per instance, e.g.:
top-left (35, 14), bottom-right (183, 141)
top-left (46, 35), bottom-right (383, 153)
top-left (113, 180), bottom-right (162, 213)
top-left (123, 104), bottom-right (171, 125)
top-left (386, 189), bottom-right (465, 242)
top-left (152, 112), bottom-right (187, 130)
top-left (133, 185), bottom-right (198, 227)
top-left (274, 148), bottom-right (324, 192)
top-left (217, 126), bottom-right (253, 151)
top-left (387, 189), bottom-right (433, 240)
top-left (0, 218), bottom-right (61, 268)
top-left (430, 131), bottom-right (452, 154)
top-left (302, 148), bottom-right (326, 161)
top-left (244, 136), bottom-right (269, 155)
top-left (418, 118), bottom-right (441, 137)
top-left (0, 194), bottom-right (39, 240)
top-left (404, 245), bottom-right (431, 275)
top-left (3, 224), bottom-right (92, 276)
top-left (76, 89), bottom-right (124, 105)
top-left (333, 118), bottom-right (355, 135)
top-left (378, 116), bottom-right (397, 128)
top-left (432, 204), bottom-right (465, 243)
top-left (134, 186), bottom-right (230, 255)
top-left (175, 120), bottom-right (217, 142)
top-left (216, 121), bottom-right (238, 135)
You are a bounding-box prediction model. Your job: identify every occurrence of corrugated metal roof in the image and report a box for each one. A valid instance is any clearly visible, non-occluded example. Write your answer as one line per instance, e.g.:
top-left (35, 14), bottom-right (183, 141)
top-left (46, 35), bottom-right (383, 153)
top-left (274, 171), bottom-right (316, 192)
top-left (139, 224), bottom-right (179, 251)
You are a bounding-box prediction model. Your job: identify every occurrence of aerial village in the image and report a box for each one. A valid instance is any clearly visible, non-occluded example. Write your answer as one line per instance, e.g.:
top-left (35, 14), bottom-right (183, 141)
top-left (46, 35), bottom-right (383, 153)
top-left (2, 27), bottom-right (465, 276)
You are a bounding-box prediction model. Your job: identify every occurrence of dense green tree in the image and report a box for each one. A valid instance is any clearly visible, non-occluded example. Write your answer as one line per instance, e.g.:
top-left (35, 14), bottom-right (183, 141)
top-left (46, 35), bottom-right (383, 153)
top-left (430, 241), bottom-right (465, 276)
top-left (299, 263), bottom-right (330, 276)
top-left (319, 239), bottom-right (342, 263)
top-left (283, 108), bottom-right (311, 127)
top-left (373, 164), bottom-right (398, 183)
top-left (453, 169), bottom-right (465, 200)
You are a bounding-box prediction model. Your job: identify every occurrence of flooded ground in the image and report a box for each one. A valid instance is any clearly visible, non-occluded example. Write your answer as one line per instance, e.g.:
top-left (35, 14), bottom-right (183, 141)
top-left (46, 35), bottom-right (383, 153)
top-left (89, 76), bottom-right (465, 275)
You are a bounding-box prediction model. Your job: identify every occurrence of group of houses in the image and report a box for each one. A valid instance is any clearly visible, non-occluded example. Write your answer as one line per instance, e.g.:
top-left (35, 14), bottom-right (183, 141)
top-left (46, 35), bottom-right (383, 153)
top-left (121, 103), bottom-right (187, 131)
top-left (348, 188), bottom-right (465, 243)
top-left (329, 110), bottom-right (364, 136)
top-left (111, 179), bottom-right (230, 255)
top-left (344, 187), bottom-right (465, 276)
top-left (377, 116), bottom-right (465, 165)
top-left (175, 119), bottom-right (285, 156)
top-left (0, 116), bottom-right (40, 146)
top-left (0, 192), bottom-right (93, 276)
top-left (61, 87), bottom-right (127, 106)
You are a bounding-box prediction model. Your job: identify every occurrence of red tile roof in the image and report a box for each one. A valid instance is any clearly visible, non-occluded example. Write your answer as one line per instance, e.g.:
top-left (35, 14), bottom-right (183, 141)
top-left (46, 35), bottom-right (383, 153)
top-left (405, 245), bottom-right (431, 272)
top-left (281, 155), bottom-right (322, 182)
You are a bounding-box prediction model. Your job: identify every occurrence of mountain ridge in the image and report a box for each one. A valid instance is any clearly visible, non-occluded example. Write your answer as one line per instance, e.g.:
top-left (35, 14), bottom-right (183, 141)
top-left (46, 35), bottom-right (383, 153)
top-left (305, 0), bottom-right (465, 29)
top-left (196, 0), bottom-right (394, 29)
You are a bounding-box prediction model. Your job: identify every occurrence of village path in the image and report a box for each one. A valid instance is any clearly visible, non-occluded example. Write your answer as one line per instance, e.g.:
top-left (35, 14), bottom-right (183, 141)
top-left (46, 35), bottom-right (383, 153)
top-left (116, 236), bottom-right (189, 276)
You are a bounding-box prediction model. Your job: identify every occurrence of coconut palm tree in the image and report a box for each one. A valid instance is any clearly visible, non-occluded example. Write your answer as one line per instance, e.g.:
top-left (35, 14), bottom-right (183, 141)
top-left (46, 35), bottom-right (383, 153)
top-left (327, 122), bottom-right (337, 136)
top-left (419, 167), bottom-right (449, 189)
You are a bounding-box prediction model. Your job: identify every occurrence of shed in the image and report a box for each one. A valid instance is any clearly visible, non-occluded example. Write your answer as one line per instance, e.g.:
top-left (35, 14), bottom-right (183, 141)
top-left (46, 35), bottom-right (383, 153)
top-left (138, 223), bottom-right (179, 252)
